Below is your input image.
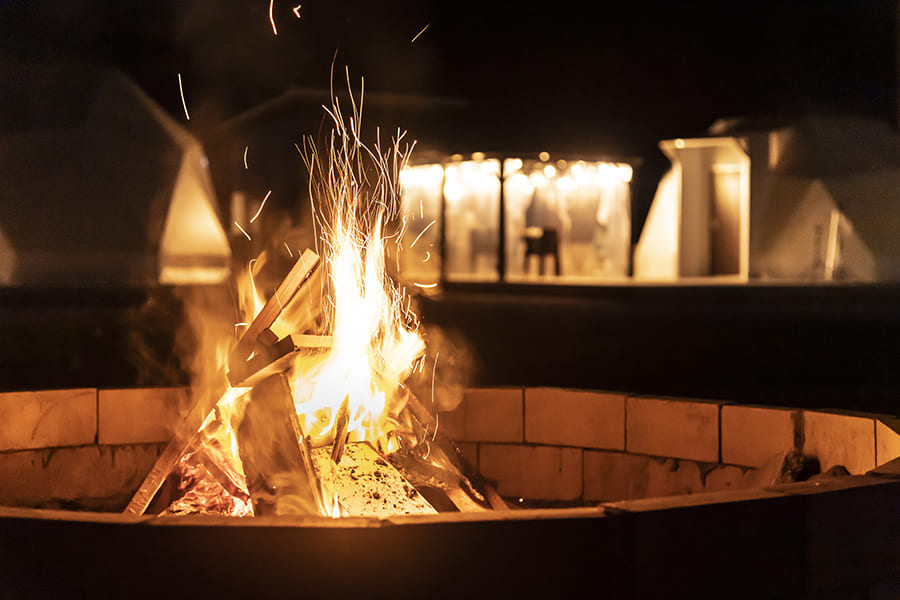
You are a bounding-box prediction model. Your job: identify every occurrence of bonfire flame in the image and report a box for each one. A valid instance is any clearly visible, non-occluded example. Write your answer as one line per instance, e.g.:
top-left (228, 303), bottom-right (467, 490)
top-left (183, 76), bottom-right (426, 517)
top-left (289, 78), bottom-right (425, 452)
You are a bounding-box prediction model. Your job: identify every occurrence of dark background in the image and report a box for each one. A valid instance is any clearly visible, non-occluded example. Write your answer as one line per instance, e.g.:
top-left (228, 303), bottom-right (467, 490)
top-left (1, 1), bottom-right (899, 413)
top-left (3, 1), bottom-right (897, 155)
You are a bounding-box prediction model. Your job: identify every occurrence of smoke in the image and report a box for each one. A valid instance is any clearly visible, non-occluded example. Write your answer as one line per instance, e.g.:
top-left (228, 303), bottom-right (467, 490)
top-left (405, 321), bottom-right (475, 414)
top-left (170, 283), bottom-right (239, 395)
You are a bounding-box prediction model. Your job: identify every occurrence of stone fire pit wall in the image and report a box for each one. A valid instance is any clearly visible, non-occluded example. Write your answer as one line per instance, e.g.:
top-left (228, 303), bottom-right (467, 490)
top-left (0, 387), bottom-right (898, 510)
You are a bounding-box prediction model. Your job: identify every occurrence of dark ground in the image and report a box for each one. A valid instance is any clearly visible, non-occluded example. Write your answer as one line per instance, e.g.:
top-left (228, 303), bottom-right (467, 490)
top-left (1, 283), bottom-right (898, 416)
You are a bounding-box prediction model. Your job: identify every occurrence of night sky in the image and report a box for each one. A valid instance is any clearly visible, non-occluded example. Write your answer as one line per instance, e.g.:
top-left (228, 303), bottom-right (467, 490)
top-left (1, 1), bottom-right (897, 178)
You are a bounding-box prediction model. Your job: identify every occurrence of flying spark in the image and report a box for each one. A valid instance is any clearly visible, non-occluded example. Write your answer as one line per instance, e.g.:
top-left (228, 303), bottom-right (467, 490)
top-left (430, 352), bottom-right (439, 417)
top-left (234, 221), bottom-right (251, 241)
top-left (292, 3), bottom-right (302, 18)
top-left (409, 219), bottom-right (435, 248)
top-left (423, 251), bottom-right (431, 262)
top-left (411, 23), bottom-right (430, 43)
top-left (413, 282), bottom-right (438, 288)
top-left (243, 145), bottom-right (249, 169)
top-left (283, 242), bottom-right (293, 257)
top-left (177, 73), bottom-right (190, 120)
top-left (249, 190), bottom-right (272, 223)
top-left (269, 0), bottom-right (278, 35)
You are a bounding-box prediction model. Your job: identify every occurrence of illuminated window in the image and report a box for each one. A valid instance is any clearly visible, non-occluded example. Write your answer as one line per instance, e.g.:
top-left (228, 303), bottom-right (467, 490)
top-left (504, 158), bottom-right (632, 283)
top-left (443, 159), bottom-right (501, 281)
top-left (398, 154), bottom-right (634, 287)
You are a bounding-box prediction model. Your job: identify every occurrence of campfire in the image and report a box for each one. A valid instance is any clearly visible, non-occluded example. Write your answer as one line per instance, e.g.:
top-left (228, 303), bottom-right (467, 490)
top-left (125, 83), bottom-right (501, 519)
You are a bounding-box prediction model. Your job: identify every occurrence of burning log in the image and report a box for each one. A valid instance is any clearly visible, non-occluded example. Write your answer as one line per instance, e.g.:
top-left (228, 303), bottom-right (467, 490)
top-left (311, 442), bottom-right (437, 517)
top-left (403, 390), bottom-right (509, 511)
top-left (330, 395), bottom-right (351, 464)
top-left (227, 332), bottom-right (332, 388)
top-left (228, 249), bottom-right (320, 369)
top-left (125, 378), bottom-right (228, 515)
top-left (126, 250), bottom-right (325, 516)
top-left (236, 372), bottom-right (326, 516)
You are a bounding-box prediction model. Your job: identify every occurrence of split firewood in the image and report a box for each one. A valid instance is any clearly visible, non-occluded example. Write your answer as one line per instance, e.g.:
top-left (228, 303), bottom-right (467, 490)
top-left (227, 332), bottom-right (332, 388)
top-left (403, 389), bottom-right (509, 511)
top-left (236, 372), bottom-right (325, 516)
top-left (127, 251), bottom-right (324, 516)
top-left (311, 442), bottom-right (437, 517)
top-left (125, 377), bottom-right (229, 515)
top-left (229, 249), bottom-right (320, 369)
top-left (330, 395), bottom-right (351, 464)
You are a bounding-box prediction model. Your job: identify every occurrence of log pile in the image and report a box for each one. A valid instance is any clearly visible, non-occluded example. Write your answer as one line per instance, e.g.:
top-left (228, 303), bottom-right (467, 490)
top-left (125, 249), bottom-right (505, 518)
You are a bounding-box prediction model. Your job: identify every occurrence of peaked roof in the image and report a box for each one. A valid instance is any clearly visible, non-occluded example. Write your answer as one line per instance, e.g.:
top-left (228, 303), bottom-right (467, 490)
top-left (0, 55), bottom-right (225, 287)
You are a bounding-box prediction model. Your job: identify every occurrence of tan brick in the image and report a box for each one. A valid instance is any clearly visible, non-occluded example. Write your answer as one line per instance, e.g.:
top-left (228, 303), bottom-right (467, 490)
top-left (0, 449), bottom-right (51, 506)
top-left (802, 411), bottom-right (875, 474)
top-left (704, 464), bottom-right (754, 493)
top-left (646, 458), bottom-right (752, 497)
top-left (479, 444), bottom-right (582, 501)
top-left (627, 396), bottom-right (720, 462)
top-left (644, 457), bottom-right (705, 498)
top-left (98, 387), bottom-right (190, 445)
top-left (459, 388), bottom-right (523, 443)
top-left (47, 444), bottom-right (162, 505)
top-left (525, 388), bottom-right (625, 450)
top-left (0, 389), bottom-right (96, 451)
top-left (584, 451), bottom-right (651, 501)
top-left (875, 418), bottom-right (900, 468)
top-left (585, 451), bottom-right (753, 502)
top-left (721, 405), bottom-right (796, 467)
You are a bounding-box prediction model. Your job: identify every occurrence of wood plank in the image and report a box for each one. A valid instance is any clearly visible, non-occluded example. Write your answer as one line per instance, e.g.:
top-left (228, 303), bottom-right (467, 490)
top-left (404, 389), bottom-right (509, 511)
top-left (311, 442), bottom-right (437, 517)
top-left (236, 373), bottom-right (324, 516)
top-left (124, 377), bottom-right (229, 515)
top-left (227, 333), bottom-right (332, 388)
top-left (229, 249), bottom-right (320, 369)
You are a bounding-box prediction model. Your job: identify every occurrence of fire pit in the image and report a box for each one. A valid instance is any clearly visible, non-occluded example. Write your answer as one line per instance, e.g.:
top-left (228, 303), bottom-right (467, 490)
top-left (1, 65), bottom-right (897, 600)
top-left (0, 385), bottom-right (898, 597)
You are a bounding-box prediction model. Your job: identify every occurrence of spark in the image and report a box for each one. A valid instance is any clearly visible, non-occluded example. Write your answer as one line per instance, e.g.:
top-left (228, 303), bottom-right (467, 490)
top-left (413, 282), bottom-right (438, 289)
top-left (177, 73), bottom-right (190, 120)
top-left (432, 411), bottom-right (439, 441)
top-left (292, 3), bottom-right (302, 18)
top-left (294, 142), bottom-right (302, 154)
top-left (234, 221), bottom-right (251, 241)
top-left (249, 190), bottom-right (272, 223)
top-left (410, 23), bottom-right (430, 43)
top-left (410, 219), bottom-right (435, 248)
top-left (243, 145), bottom-right (249, 169)
top-left (283, 242), bottom-right (293, 257)
top-left (419, 198), bottom-right (424, 218)
top-left (422, 440), bottom-right (431, 460)
top-left (423, 251), bottom-right (431, 262)
top-left (269, 0), bottom-right (278, 35)
top-left (430, 352), bottom-right (439, 423)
